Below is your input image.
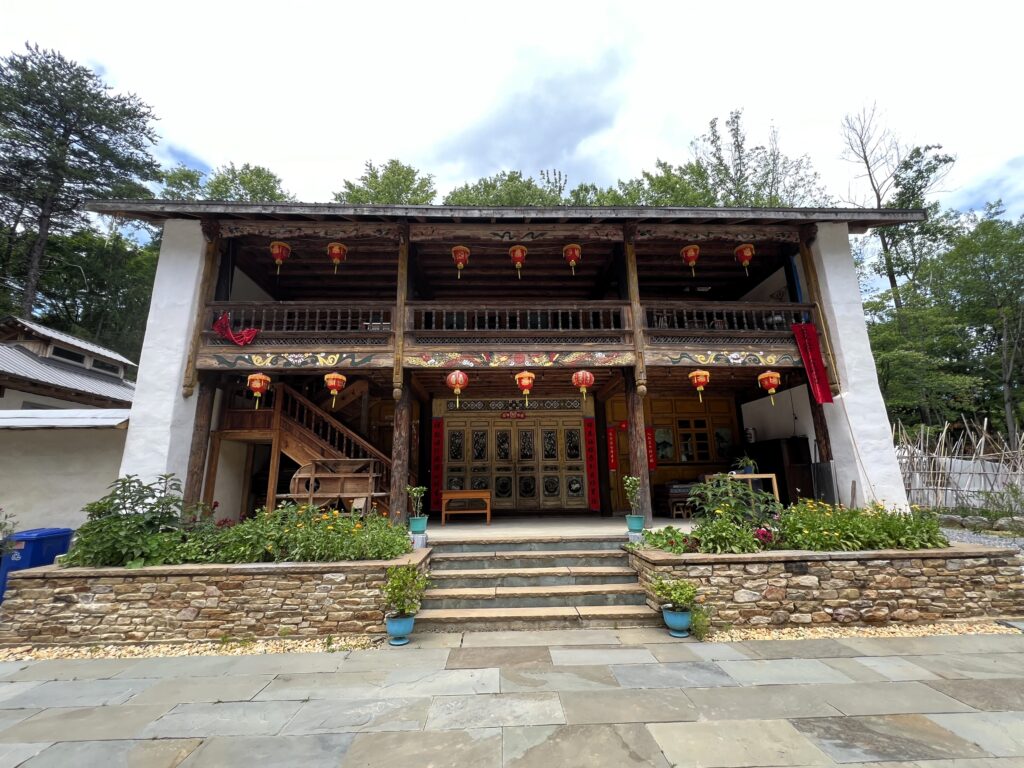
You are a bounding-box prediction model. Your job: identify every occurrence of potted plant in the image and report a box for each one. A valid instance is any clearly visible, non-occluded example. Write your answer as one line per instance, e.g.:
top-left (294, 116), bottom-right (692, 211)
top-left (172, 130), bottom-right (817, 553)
top-left (651, 575), bottom-right (698, 637)
top-left (733, 455), bottom-right (758, 475)
top-left (406, 485), bottom-right (428, 535)
top-left (382, 564), bottom-right (429, 646)
top-left (623, 475), bottom-right (645, 533)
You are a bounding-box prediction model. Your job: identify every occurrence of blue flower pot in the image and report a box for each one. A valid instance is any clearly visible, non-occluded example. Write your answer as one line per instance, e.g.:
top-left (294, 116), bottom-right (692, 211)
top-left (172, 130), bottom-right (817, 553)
top-left (386, 614), bottom-right (416, 646)
top-left (409, 516), bottom-right (428, 535)
top-left (662, 607), bottom-right (692, 638)
top-left (625, 514), bottom-right (645, 533)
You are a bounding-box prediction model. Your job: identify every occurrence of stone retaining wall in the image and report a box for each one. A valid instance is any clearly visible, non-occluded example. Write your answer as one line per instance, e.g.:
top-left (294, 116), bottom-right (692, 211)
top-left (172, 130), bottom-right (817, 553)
top-left (0, 550), bottom-right (429, 644)
top-left (628, 544), bottom-right (1024, 627)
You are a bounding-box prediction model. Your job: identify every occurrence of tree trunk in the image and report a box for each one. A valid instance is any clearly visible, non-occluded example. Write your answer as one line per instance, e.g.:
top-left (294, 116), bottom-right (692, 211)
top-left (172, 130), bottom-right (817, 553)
top-left (1001, 312), bottom-right (1020, 449)
top-left (20, 193), bottom-right (56, 316)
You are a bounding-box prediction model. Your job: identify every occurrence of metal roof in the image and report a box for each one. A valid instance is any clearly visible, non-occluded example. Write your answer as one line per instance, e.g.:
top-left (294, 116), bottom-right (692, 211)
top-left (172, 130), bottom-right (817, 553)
top-left (0, 409), bottom-right (130, 429)
top-left (0, 346), bottom-right (135, 405)
top-left (86, 200), bottom-right (927, 230)
top-left (1, 317), bottom-right (135, 366)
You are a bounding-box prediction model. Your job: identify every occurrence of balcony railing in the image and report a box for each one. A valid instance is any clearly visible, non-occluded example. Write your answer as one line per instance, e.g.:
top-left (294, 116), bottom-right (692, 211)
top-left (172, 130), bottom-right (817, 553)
top-left (644, 302), bottom-right (814, 343)
top-left (204, 301), bottom-right (393, 346)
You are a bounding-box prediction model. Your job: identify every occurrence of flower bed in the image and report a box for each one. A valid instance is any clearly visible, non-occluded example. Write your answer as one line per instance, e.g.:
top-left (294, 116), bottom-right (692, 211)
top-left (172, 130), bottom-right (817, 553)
top-left (0, 550), bottom-right (430, 644)
top-left (629, 543), bottom-right (1024, 628)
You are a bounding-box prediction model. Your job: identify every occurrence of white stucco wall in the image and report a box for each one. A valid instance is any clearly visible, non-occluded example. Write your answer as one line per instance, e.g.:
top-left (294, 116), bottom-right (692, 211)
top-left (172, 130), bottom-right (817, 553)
top-left (212, 440), bottom-right (248, 520)
top-left (118, 220), bottom-right (206, 482)
top-left (742, 384), bottom-right (817, 460)
top-left (810, 223), bottom-right (908, 508)
top-left (0, 388), bottom-right (94, 410)
top-left (0, 428), bottom-right (126, 530)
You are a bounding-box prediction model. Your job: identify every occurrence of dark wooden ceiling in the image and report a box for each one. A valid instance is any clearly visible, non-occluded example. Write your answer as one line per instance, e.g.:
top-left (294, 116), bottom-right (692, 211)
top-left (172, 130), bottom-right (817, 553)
top-left (231, 237), bottom-right (794, 302)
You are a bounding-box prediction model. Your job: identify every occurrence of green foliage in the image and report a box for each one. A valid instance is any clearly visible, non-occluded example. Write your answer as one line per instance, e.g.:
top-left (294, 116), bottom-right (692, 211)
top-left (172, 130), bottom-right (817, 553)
top-left (383, 565), bottom-right (429, 616)
top-left (622, 475), bottom-right (642, 513)
top-left (406, 485), bottom-right (427, 517)
top-left (650, 576), bottom-right (698, 610)
top-left (333, 159), bottom-right (436, 205)
top-left (732, 455), bottom-right (758, 472)
top-left (82, 474), bottom-right (185, 524)
top-left (638, 526), bottom-right (697, 554)
top-left (692, 515), bottom-right (761, 554)
top-left (687, 476), bottom-right (781, 524)
top-left (0, 506), bottom-right (17, 555)
top-left (159, 162), bottom-right (294, 202)
top-left (689, 605), bottom-right (712, 641)
top-left (443, 170), bottom-right (564, 206)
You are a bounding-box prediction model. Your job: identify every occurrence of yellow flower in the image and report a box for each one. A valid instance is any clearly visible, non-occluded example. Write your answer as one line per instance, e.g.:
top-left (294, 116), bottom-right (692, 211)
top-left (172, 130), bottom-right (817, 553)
top-left (321, 514), bottom-right (329, 520)
top-left (355, 523), bottom-right (362, 530)
top-left (332, 510), bottom-right (340, 517)
top-left (327, 525), bottom-right (334, 530)
top-left (297, 523), bottom-right (304, 528)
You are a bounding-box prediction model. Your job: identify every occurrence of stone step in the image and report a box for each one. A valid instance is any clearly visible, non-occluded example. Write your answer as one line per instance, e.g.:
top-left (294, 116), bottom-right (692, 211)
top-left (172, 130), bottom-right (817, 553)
top-left (421, 582), bottom-right (646, 610)
top-left (428, 535), bottom-right (628, 553)
top-left (415, 605), bottom-right (662, 632)
top-left (429, 549), bottom-right (629, 570)
top-left (427, 566), bottom-right (638, 589)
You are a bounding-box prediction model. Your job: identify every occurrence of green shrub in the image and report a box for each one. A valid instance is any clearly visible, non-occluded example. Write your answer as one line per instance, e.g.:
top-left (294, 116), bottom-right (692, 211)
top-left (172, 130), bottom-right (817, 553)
top-left (650, 575), bottom-right (697, 610)
top-left (687, 475), bottom-right (781, 524)
top-left (689, 605), bottom-right (712, 641)
top-left (692, 515), bottom-right (760, 554)
top-left (383, 564), bottom-right (429, 616)
top-left (623, 475), bottom-right (642, 513)
top-left (0, 507), bottom-right (16, 556)
top-left (776, 500), bottom-right (947, 551)
top-left (638, 525), bottom-right (697, 554)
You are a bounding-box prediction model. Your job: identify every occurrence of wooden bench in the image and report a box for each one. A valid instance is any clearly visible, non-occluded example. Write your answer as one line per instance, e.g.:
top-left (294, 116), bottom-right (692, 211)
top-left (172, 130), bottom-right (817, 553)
top-left (441, 489), bottom-right (492, 525)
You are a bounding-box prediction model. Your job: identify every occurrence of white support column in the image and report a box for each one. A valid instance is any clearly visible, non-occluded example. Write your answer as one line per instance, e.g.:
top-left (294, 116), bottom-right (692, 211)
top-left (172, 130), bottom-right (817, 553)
top-left (119, 220), bottom-right (206, 481)
top-left (809, 223), bottom-right (908, 508)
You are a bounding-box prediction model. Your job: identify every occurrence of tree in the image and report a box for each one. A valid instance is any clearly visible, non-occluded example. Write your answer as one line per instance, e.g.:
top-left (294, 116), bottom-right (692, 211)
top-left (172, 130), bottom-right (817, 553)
top-left (159, 162), bottom-right (293, 202)
top-left (443, 170), bottom-right (565, 206)
top-left (692, 110), bottom-right (831, 207)
top-left (333, 160), bottom-right (435, 205)
top-left (0, 45), bottom-right (159, 316)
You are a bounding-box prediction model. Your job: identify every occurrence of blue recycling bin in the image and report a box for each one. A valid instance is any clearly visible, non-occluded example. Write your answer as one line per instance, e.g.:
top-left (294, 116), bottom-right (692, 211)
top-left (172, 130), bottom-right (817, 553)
top-left (0, 527), bottom-right (74, 603)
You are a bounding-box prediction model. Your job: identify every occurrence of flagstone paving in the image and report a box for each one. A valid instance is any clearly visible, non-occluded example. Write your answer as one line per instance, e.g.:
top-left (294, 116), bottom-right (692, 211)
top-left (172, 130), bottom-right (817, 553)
top-left (0, 627), bottom-right (1021, 766)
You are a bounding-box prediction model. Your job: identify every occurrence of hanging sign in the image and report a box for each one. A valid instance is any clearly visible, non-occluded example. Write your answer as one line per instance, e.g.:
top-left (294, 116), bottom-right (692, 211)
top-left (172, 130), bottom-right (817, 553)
top-left (607, 427), bottom-right (619, 471)
top-left (645, 427), bottom-right (658, 470)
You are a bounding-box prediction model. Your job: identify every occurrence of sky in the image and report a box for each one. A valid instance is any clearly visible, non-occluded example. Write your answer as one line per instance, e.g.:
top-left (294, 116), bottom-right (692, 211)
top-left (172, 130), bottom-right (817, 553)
top-left (4, 1), bottom-right (1023, 216)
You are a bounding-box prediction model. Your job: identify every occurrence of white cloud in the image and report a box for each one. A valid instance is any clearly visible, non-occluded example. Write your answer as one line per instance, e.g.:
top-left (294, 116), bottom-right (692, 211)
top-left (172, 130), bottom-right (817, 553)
top-left (4, 0), bottom-right (1022, 210)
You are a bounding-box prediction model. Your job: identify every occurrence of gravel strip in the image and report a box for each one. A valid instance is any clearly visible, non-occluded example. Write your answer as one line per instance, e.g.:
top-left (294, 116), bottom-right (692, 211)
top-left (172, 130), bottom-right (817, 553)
top-left (712, 620), bottom-right (1020, 644)
top-left (943, 526), bottom-right (1024, 554)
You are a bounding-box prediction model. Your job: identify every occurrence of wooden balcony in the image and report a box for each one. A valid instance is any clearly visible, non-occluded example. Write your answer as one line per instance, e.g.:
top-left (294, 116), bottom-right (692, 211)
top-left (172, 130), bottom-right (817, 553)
top-left (197, 300), bottom-right (812, 371)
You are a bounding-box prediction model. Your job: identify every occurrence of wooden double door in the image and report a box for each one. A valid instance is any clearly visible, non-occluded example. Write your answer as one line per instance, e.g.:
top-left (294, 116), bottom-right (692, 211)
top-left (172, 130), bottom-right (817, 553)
top-left (443, 414), bottom-right (588, 511)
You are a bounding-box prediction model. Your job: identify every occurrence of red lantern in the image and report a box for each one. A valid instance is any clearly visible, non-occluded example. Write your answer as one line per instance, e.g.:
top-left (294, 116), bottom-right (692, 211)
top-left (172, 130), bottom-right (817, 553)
top-left (515, 370), bottom-right (535, 405)
top-left (680, 244), bottom-right (700, 277)
top-left (327, 243), bottom-right (347, 274)
top-left (446, 369), bottom-right (469, 408)
top-left (269, 241), bottom-right (290, 275)
top-left (324, 372), bottom-right (347, 408)
top-left (563, 243), bottom-right (582, 276)
top-left (734, 243), bottom-right (755, 276)
top-left (509, 244), bottom-right (527, 279)
top-left (572, 369), bottom-right (595, 401)
top-left (688, 369), bottom-right (710, 403)
top-left (247, 372), bottom-right (271, 410)
top-left (758, 370), bottom-right (782, 405)
top-left (451, 245), bottom-right (470, 279)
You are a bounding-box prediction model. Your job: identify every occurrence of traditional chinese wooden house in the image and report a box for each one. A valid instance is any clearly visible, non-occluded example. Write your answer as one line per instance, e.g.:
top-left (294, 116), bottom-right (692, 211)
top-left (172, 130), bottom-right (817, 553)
top-left (87, 201), bottom-right (921, 524)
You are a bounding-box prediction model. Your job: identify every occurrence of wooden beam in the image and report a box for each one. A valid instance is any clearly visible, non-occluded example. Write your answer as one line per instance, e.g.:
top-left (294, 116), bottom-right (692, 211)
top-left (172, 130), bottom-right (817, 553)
top-left (201, 432), bottom-right (222, 508)
top-left (389, 373), bottom-right (412, 524)
top-left (266, 391), bottom-right (283, 510)
top-left (393, 223), bottom-right (410, 400)
top-left (220, 221), bottom-right (400, 239)
top-left (623, 223), bottom-right (648, 396)
top-left (624, 368), bottom-right (653, 526)
top-left (330, 378), bottom-right (369, 412)
top-left (183, 378), bottom-right (217, 507)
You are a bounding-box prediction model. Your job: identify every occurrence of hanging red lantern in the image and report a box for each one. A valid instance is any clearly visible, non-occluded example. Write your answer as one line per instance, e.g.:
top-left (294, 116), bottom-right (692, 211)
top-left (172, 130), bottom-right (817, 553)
top-left (515, 370), bottom-right (535, 405)
top-left (324, 372), bottom-right (347, 408)
top-left (734, 243), bottom-right (755, 276)
top-left (451, 245), bottom-right (470, 279)
top-left (758, 370), bottom-right (782, 405)
top-left (563, 243), bottom-right (582, 276)
top-left (446, 369), bottom-right (469, 408)
top-left (680, 244), bottom-right (700, 277)
top-left (269, 241), bottom-right (291, 275)
top-left (688, 369), bottom-right (710, 403)
top-left (509, 244), bottom-right (527, 279)
top-left (571, 370), bottom-right (595, 401)
top-left (327, 243), bottom-right (347, 274)
top-left (247, 372), bottom-right (271, 410)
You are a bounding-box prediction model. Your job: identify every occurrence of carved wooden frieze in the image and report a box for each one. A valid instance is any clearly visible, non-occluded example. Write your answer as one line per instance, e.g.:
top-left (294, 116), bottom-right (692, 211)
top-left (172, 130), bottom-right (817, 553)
top-left (404, 351), bottom-right (635, 368)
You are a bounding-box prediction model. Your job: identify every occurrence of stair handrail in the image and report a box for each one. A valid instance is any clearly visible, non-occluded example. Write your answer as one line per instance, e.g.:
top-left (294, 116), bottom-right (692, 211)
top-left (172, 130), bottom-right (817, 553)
top-left (278, 383), bottom-right (392, 467)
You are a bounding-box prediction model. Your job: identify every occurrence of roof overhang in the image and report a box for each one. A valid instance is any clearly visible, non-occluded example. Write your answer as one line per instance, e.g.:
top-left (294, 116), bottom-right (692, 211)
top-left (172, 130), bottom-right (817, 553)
top-left (0, 409), bottom-right (130, 430)
top-left (86, 200), bottom-right (926, 234)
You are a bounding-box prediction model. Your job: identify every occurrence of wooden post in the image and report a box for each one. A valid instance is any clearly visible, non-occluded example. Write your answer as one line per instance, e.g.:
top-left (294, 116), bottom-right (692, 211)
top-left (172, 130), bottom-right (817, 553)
top-left (392, 223), bottom-right (409, 401)
top-left (201, 432), bottom-right (222, 508)
top-left (623, 223), bottom-right (648, 397)
top-left (183, 377), bottom-right (216, 508)
top-left (389, 372), bottom-right (412, 524)
top-left (624, 367), bottom-right (653, 526)
top-left (808, 395), bottom-right (834, 463)
top-left (359, 388), bottom-right (370, 435)
top-left (266, 389), bottom-right (283, 510)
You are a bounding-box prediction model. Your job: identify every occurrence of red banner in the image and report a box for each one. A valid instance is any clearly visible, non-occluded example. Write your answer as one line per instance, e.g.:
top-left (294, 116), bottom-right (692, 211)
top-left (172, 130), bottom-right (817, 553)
top-left (645, 427), bottom-right (658, 470)
top-left (606, 427), bottom-right (619, 471)
top-left (430, 418), bottom-right (444, 512)
top-left (583, 418), bottom-right (600, 512)
top-left (791, 322), bottom-right (834, 404)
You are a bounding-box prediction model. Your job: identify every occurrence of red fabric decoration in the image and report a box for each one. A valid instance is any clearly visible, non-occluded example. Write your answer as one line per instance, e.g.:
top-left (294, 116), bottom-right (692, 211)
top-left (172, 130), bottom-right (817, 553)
top-left (791, 322), bottom-right (833, 404)
top-left (430, 418), bottom-right (445, 512)
top-left (584, 418), bottom-right (600, 511)
top-left (213, 313), bottom-right (259, 346)
top-left (607, 427), bottom-right (619, 471)
top-left (645, 427), bottom-right (658, 470)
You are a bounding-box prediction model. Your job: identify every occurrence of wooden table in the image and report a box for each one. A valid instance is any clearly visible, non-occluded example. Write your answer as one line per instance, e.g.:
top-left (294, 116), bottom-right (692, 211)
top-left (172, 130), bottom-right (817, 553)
top-left (441, 490), bottom-right (492, 525)
top-left (708, 473), bottom-right (780, 501)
